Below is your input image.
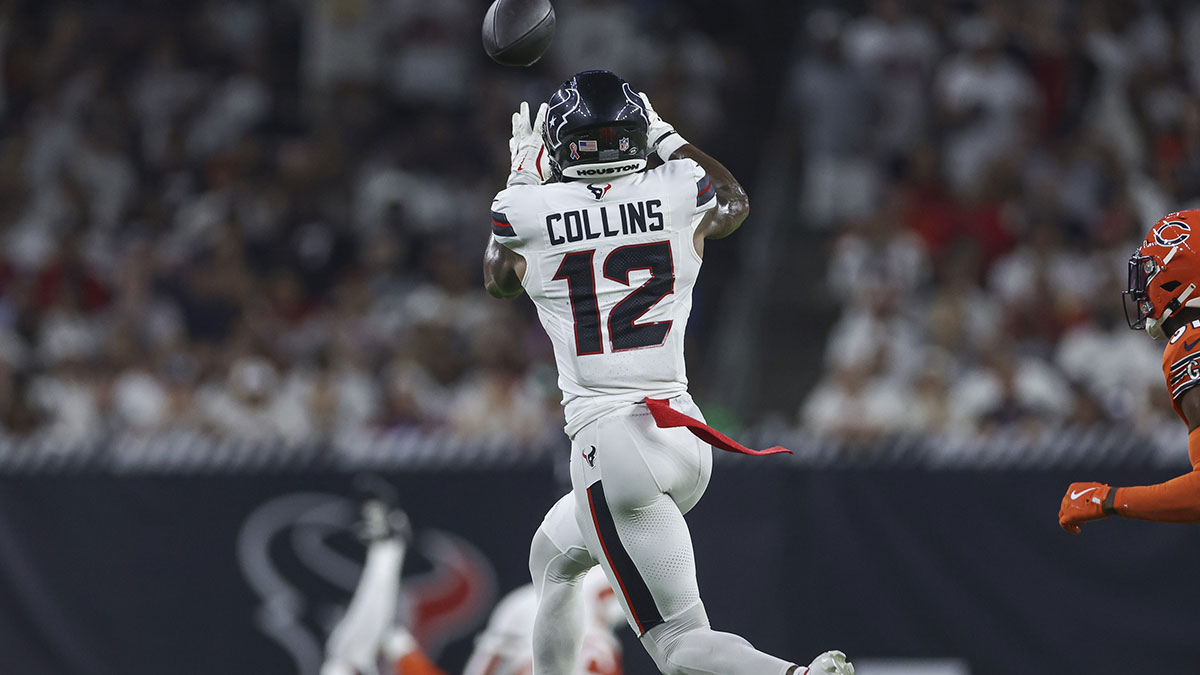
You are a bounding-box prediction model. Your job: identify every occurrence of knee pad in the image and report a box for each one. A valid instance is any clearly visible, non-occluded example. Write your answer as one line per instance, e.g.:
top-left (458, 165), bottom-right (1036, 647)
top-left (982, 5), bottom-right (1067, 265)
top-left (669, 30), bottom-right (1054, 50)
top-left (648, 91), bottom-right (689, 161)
top-left (529, 528), bottom-right (592, 590)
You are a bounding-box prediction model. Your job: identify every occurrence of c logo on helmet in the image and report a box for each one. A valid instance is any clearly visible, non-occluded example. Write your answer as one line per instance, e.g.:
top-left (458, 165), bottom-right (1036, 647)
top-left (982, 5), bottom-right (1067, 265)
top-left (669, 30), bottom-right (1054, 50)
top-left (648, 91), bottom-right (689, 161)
top-left (1154, 221), bottom-right (1191, 247)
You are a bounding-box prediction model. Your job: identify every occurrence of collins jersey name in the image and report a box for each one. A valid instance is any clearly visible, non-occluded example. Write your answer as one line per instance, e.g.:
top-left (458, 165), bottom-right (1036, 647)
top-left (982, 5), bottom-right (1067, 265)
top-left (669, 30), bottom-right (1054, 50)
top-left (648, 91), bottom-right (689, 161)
top-left (546, 200), bottom-right (665, 246)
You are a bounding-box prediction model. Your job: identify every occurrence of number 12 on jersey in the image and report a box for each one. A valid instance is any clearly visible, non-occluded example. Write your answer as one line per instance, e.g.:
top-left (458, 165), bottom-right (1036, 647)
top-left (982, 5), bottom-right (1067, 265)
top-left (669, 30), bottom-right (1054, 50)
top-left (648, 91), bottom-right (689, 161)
top-left (552, 241), bottom-right (675, 355)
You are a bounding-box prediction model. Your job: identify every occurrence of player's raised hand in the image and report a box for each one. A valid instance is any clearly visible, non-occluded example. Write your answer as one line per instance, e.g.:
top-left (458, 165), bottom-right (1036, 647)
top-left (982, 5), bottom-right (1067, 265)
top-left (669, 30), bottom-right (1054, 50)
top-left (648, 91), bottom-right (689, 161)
top-left (507, 101), bottom-right (550, 187)
top-left (806, 650), bottom-right (854, 675)
top-left (638, 92), bottom-right (688, 161)
top-left (508, 101), bottom-right (538, 157)
top-left (1058, 481), bottom-right (1112, 534)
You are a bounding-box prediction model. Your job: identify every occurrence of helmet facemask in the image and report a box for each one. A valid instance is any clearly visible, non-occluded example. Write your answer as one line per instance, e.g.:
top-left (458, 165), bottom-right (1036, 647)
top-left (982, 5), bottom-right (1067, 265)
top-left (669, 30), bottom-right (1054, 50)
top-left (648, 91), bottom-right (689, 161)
top-left (1123, 253), bottom-right (1158, 333)
top-left (1124, 247), bottom-right (1197, 340)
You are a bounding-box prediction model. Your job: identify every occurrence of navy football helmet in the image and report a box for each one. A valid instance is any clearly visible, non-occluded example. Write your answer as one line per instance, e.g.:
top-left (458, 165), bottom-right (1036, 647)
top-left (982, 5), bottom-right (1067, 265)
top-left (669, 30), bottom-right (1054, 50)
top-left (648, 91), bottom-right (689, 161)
top-left (543, 70), bottom-right (649, 181)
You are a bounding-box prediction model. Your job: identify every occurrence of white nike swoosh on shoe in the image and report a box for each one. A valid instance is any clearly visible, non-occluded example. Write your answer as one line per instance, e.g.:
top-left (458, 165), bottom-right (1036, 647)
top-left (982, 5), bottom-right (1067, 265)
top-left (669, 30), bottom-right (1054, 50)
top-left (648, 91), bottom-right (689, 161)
top-left (1071, 487), bottom-right (1098, 500)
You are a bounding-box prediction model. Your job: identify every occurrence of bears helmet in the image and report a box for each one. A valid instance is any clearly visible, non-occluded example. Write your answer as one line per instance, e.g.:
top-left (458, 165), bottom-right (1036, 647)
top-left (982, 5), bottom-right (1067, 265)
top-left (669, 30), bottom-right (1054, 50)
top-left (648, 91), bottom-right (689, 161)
top-left (1125, 209), bottom-right (1200, 340)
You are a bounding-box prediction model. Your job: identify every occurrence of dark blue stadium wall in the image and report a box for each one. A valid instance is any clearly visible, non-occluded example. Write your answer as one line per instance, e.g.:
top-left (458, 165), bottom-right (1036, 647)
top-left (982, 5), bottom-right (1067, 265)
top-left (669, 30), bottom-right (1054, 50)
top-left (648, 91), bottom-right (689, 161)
top-left (0, 464), bottom-right (1196, 675)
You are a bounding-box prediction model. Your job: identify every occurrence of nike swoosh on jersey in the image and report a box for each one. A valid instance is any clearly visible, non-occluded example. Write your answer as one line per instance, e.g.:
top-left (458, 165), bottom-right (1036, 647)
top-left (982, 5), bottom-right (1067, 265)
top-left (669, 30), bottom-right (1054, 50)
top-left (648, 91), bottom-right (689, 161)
top-left (1185, 337), bottom-right (1200, 351)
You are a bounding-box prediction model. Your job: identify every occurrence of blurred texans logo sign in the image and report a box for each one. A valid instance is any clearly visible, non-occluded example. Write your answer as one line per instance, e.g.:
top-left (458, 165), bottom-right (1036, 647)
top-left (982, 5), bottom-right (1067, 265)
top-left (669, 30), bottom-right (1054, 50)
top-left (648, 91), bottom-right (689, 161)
top-left (584, 445), bottom-right (597, 467)
top-left (587, 184), bottom-right (611, 200)
top-left (237, 493), bottom-right (497, 674)
top-left (1154, 220), bottom-right (1191, 247)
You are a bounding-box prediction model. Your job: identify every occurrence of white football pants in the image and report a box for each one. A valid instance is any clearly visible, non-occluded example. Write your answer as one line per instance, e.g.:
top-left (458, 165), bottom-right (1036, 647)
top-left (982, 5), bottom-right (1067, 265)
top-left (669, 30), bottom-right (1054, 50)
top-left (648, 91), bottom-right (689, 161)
top-left (529, 395), bottom-right (798, 675)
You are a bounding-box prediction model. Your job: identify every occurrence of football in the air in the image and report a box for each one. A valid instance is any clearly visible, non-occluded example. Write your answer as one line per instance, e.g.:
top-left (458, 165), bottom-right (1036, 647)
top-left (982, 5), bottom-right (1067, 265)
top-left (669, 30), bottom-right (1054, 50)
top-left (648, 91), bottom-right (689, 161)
top-left (482, 0), bottom-right (556, 67)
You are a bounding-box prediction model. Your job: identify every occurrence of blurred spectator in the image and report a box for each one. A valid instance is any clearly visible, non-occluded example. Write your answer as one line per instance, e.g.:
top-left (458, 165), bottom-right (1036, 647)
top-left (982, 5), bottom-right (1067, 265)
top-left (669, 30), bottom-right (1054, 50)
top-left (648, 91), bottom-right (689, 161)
top-left (935, 17), bottom-right (1039, 195)
top-left (448, 360), bottom-right (549, 445)
top-left (198, 356), bottom-right (292, 442)
top-left (796, 1), bottom-right (1199, 442)
top-left (111, 369), bottom-right (169, 433)
top-left (786, 9), bottom-right (881, 228)
top-left (950, 344), bottom-right (1074, 432)
top-left (923, 240), bottom-right (1002, 359)
top-left (302, 0), bottom-right (385, 95)
top-left (0, 368), bottom-right (42, 435)
top-left (827, 193), bottom-right (930, 304)
top-left (899, 349), bottom-right (955, 433)
top-left (843, 0), bottom-right (939, 158)
top-left (29, 357), bottom-right (99, 442)
top-left (801, 361), bottom-right (910, 441)
top-left (822, 287), bottom-right (923, 384)
top-left (549, 0), bottom-right (660, 84)
top-left (1054, 302), bottom-right (1162, 425)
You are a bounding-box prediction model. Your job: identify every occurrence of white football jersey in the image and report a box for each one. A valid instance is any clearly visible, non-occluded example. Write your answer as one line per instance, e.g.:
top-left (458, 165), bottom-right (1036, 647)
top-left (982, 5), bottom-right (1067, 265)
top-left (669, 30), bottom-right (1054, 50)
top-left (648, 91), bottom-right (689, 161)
top-left (491, 159), bottom-right (717, 436)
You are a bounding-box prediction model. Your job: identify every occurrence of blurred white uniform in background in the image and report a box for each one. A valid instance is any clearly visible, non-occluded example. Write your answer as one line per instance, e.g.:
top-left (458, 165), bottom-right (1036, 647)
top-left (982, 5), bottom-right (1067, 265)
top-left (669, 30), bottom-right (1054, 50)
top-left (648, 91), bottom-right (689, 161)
top-left (464, 568), bottom-right (624, 675)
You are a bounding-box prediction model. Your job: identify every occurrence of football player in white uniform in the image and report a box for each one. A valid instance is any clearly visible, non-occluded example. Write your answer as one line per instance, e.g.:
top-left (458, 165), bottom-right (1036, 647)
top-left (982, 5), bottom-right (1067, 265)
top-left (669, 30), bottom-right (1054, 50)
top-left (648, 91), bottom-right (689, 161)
top-left (483, 70), bottom-right (854, 675)
top-left (463, 565), bottom-right (624, 675)
top-left (321, 499), bottom-right (443, 675)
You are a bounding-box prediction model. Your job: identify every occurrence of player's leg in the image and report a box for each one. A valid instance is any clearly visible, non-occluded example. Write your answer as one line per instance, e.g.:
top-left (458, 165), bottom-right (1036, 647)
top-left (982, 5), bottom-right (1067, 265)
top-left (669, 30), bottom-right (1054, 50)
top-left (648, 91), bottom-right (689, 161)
top-left (570, 406), bottom-right (800, 675)
top-left (322, 502), bottom-right (409, 675)
top-left (602, 490), bottom-right (795, 675)
top-left (529, 493), bottom-right (598, 675)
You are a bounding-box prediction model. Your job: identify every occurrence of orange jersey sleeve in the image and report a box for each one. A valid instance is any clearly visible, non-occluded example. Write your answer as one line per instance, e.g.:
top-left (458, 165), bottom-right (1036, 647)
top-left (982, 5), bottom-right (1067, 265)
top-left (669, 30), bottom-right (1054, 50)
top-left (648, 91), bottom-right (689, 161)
top-left (1161, 319), bottom-right (1200, 423)
top-left (1113, 469), bottom-right (1200, 523)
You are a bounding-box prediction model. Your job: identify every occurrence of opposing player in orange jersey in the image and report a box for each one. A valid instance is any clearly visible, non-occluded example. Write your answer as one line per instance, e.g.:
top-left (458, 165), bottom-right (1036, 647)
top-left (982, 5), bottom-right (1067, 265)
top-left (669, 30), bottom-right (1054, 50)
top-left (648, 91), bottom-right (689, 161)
top-left (1060, 209), bottom-right (1200, 533)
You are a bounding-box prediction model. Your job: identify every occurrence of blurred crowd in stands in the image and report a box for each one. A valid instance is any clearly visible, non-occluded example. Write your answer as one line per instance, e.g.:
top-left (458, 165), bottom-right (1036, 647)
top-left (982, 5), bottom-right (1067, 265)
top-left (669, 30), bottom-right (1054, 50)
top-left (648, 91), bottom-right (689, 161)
top-left (0, 0), bottom-right (1197, 446)
top-left (797, 0), bottom-right (1200, 439)
top-left (0, 0), bottom-right (740, 445)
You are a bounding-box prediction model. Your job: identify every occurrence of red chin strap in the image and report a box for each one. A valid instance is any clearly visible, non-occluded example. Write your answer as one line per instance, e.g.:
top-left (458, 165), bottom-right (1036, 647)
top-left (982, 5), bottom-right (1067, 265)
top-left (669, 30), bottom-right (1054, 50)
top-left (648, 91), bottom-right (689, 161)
top-left (643, 397), bottom-right (793, 456)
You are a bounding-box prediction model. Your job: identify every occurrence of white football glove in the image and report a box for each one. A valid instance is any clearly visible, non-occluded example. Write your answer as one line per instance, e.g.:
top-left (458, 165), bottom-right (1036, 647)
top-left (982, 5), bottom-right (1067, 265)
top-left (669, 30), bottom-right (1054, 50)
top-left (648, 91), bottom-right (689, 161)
top-left (639, 92), bottom-right (689, 162)
top-left (806, 650), bottom-right (854, 675)
top-left (507, 101), bottom-right (550, 187)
